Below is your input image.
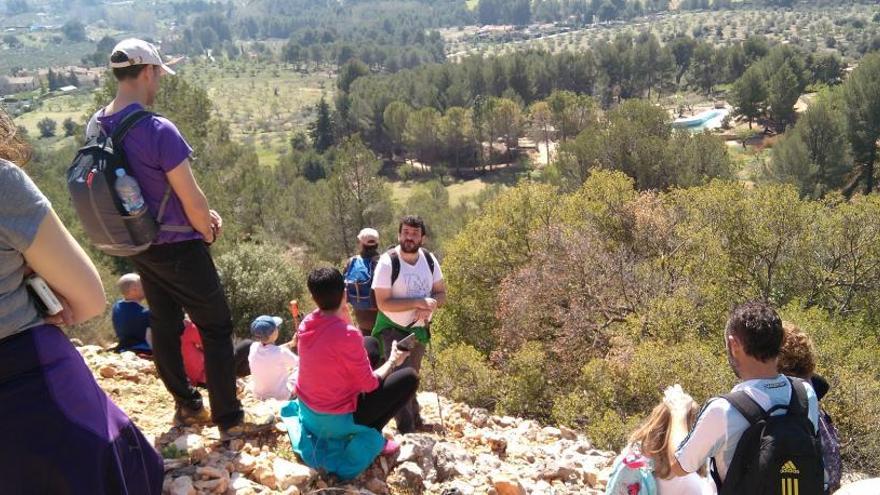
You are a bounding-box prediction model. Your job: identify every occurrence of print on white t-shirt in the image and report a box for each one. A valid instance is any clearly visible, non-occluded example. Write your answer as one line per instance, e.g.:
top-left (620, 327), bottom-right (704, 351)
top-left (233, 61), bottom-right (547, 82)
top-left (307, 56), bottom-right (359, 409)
top-left (371, 246), bottom-right (443, 327)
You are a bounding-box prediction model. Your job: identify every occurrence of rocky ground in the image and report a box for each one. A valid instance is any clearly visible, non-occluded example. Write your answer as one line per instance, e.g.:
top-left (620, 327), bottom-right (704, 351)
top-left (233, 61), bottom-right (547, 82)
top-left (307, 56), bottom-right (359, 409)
top-left (78, 345), bottom-right (617, 495)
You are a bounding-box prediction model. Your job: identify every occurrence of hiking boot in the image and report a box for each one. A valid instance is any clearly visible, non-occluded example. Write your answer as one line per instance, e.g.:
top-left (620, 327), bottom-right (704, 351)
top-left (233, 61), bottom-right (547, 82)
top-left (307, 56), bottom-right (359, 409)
top-left (173, 405), bottom-right (212, 427)
top-left (219, 412), bottom-right (276, 441)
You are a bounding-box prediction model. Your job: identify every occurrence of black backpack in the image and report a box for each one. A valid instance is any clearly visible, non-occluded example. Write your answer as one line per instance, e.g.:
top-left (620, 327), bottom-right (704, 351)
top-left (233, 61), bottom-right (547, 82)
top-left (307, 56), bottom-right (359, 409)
top-left (713, 377), bottom-right (824, 495)
top-left (68, 110), bottom-right (190, 257)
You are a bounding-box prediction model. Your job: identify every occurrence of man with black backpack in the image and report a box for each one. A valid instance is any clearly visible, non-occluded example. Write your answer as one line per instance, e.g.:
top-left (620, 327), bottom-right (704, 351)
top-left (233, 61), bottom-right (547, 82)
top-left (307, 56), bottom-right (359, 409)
top-left (343, 228), bottom-right (382, 335)
top-left (371, 215), bottom-right (446, 433)
top-left (81, 39), bottom-right (271, 440)
top-left (668, 301), bottom-right (824, 495)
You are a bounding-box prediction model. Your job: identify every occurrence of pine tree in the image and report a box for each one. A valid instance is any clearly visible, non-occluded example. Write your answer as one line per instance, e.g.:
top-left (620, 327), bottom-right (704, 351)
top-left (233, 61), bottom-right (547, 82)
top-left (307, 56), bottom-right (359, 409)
top-left (309, 97), bottom-right (335, 153)
top-left (767, 64), bottom-right (800, 131)
top-left (731, 66), bottom-right (767, 129)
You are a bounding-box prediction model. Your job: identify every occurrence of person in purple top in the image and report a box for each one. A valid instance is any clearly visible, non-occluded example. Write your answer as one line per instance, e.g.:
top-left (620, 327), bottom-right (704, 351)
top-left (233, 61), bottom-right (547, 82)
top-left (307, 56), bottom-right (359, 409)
top-left (87, 38), bottom-right (271, 438)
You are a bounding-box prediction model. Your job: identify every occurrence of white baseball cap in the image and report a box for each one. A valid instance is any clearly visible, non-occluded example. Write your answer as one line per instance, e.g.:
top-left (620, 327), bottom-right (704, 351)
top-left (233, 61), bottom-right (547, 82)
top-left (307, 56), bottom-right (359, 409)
top-left (357, 228), bottom-right (379, 244)
top-left (109, 38), bottom-right (176, 75)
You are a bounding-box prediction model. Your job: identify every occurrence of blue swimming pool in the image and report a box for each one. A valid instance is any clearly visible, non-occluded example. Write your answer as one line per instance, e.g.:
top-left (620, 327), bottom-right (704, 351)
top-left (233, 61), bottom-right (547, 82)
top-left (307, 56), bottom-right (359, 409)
top-left (672, 109), bottom-right (729, 131)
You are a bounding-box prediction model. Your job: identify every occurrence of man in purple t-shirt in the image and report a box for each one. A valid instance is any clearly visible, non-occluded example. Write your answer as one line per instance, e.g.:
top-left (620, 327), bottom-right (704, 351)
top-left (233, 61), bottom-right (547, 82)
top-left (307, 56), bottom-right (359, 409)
top-left (88, 39), bottom-right (270, 439)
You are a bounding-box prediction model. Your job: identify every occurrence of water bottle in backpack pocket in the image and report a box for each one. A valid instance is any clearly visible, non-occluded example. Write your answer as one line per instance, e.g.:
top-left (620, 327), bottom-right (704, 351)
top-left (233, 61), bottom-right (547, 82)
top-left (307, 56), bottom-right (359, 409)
top-left (114, 168), bottom-right (147, 215)
top-left (344, 255), bottom-right (377, 311)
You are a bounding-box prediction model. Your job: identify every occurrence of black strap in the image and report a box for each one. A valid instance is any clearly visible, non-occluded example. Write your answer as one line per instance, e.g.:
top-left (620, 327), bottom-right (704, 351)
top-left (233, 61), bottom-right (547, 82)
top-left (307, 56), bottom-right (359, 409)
top-left (787, 376), bottom-right (809, 418)
top-left (390, 250), bottom-right (400, 285)
top-left (110, 109), bottom-right (151, 145)
top-left (710, 457), bottom-right (723, 491)
top-left (390, 247), bottom-right (435, 285)
top-left (722, 390), bottom-right (767, 426)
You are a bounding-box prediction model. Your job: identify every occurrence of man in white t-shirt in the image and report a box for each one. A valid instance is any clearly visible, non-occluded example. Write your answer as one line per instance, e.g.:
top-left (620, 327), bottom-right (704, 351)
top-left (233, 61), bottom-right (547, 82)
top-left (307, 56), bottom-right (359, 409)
top-left (247, 315), bottom-right (299, 401)
top-left (667, 301), bottom-right (820, 493)
top-left (371, 215), bottom-right (446, 433)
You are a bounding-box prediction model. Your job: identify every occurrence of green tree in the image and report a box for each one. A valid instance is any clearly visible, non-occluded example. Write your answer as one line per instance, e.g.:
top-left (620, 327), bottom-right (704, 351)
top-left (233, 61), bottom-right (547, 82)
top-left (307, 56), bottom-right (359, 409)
top-left (337, 59), bottom-right (370, 93)
top-left (688, 42), bottom-right (717, 95)
top-left (484, 97), bottom-right (524, 154)
top-left (528, 101), bottom-right (553, 165)
top-left (439, 107), bottom-right (475, 174)
top-left (282, 40), bottom-right (303, 66)
top-left (731, 66), bottom-right (767, 129)
top-left (766, 64), bottom-right (800, 131)
top-left (669, 35), bottom-right (697, 86)
top-left (314, 136), bottom-right (394, 260)
top-left (478, 0), bottom-right (502, 24)
top-left (546, 90), bottom-right (597, 142)
top-left (404, 107), bottom-right (441, 165)
top-left (62, 20), bottom-right (87, 42)
top-left (507, 0), bottom-right (532, 26)
top-left (842, 53), bottom-right (880, 195)
top-left (309, 96), bottom-right (335, 153)
top-left (767, 98), bottom-right (850, 198)
top-left (383, 101), bottom-right (412, 158)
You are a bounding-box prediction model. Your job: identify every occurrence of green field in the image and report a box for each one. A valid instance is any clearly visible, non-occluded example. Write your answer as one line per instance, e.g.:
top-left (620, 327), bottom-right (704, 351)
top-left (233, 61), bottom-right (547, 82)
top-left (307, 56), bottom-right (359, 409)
top-left (181, 61), bottom-right (332, 167)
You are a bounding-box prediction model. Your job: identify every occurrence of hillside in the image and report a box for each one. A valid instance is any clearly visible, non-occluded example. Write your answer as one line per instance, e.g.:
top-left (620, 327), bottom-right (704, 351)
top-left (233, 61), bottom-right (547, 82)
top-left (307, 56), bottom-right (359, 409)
top-left (78, 344), bottom-right (617, 495)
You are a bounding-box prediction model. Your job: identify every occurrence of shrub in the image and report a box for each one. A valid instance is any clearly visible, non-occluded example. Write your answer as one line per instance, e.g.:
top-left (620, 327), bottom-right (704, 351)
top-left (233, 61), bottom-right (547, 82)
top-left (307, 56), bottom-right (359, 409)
top-left (497, 341), bottom-right (550, 418)
top-left (216, 242), bottom-right (305, 339)
top-left (62, 118), bottom-right (77, 137)
top-left (779, 304), bottom-right (880, 473)
top-left (37, 118), bottom-right (56, 138)
top-left (423, 343), bottom-right (498, 410)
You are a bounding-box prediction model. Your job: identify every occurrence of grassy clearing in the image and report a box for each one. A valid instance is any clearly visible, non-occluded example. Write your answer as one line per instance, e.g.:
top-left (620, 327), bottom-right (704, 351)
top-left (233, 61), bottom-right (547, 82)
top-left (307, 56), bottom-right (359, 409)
top-left (392, 178), bottom-right (491, 206)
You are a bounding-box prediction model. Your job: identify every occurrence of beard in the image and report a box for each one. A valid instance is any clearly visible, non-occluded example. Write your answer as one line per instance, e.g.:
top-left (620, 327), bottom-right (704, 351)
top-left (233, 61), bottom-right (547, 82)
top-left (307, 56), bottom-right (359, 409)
top-left (726, 348), bottom-right (741, 378)
top-left (400, 239), bottom-right (421, 253)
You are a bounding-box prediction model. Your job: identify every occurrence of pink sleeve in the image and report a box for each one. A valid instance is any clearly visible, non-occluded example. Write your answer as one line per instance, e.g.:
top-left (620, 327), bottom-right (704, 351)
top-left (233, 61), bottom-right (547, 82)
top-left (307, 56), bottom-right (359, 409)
top-left (341, 329), bottom-right (379, 393)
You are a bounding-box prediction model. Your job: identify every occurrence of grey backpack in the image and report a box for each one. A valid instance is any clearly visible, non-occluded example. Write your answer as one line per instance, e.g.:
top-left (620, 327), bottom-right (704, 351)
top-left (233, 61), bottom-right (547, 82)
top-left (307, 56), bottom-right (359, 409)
top-left (68, 110), bottom-right (190, 256)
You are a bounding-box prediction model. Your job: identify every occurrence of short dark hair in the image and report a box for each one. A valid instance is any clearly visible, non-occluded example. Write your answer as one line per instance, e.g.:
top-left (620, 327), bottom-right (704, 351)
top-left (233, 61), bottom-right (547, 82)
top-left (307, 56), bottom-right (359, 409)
top-left (725, 300), bottom-right (783, 362)
top-left (111, 51), bottom-right (149, 81)
top-left (399, 215), bottom-right (427, 236)
top-left (307, 267), bottom-right (345, 311)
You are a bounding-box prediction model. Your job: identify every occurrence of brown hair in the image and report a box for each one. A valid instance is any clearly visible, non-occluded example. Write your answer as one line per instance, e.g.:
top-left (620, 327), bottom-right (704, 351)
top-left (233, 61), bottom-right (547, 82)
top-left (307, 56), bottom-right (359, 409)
top-left (0, 106), bottom-right (31, 165)
top-left (628, 401), bottom-right (703, 479)
top-left (778, 321), bottom-right (816, 379)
